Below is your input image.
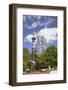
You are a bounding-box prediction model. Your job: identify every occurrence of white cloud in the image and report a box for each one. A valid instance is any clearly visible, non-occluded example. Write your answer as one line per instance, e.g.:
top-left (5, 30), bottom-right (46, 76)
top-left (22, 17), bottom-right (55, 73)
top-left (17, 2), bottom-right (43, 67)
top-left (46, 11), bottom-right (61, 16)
top-left (27, 18), bottom-right (55, 29)
top-left (38, 28), bottom-right (57, 43)
top-left (37, 16), bottom-right (41, 20)
top-left (24, 34), bottom-right (32, 42)
top-left (24, 33), bottom-right (37, 43)
top-left (24, 28), bottom-right (57, 43)
top-left (32, 22), bottom-right (38, 28)
top-left (44, 18), bottom-right (55, 27)
top-left (28, 21), bottom-right (40, 29)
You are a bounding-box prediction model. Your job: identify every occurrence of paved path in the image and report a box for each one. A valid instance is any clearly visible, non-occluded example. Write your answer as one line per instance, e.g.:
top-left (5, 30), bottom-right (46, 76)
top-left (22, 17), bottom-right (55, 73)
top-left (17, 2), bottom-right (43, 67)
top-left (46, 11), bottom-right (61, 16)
top-left (23, 70), bottom-right (51, 75)
top-left (23, 70), bottom-right (57, 75)
top-left (50, 71), bottom-right (57, 74)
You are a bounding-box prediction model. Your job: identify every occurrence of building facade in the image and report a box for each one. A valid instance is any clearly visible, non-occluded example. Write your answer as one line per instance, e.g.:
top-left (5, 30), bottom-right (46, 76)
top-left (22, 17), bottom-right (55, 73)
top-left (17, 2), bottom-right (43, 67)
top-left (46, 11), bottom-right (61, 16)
top-left (37, 35), bottom-right (46, 54)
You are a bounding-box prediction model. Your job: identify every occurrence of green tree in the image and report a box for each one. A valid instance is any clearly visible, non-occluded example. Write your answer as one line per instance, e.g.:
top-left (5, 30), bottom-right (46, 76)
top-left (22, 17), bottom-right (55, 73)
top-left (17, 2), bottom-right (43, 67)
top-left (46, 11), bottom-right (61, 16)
top-left (45, 46), bottom-right (57, 69)
top-left (23, 48), bottom-right (30, 61)
top-left (23, 48), bottom-right (30, 71)
top-left (35, 46), bottom-right (57, 70)
top-left (25, 46), bottom-right (57, 71)
top-left (37, 51), bottom-right (49, 69)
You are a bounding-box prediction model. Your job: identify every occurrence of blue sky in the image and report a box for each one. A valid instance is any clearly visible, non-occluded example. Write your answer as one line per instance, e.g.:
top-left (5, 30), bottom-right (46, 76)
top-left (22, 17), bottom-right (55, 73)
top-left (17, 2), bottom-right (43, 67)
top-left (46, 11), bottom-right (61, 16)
top-left (23, 15), bottom-right (57, 53)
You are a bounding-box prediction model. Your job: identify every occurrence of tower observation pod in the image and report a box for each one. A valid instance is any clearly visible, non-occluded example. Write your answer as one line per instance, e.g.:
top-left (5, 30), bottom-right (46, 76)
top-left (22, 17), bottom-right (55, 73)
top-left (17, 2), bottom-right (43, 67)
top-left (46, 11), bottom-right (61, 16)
top-left (32, 31), bottom-right (37, 59)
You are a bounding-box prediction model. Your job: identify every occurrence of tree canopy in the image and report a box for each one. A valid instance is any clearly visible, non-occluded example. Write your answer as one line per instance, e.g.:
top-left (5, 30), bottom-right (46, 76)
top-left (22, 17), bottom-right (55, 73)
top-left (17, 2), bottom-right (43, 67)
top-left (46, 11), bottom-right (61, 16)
top-left (23, 46), bottom-right (57, 71)
top-left (23, 48), bottom-right (30, 71)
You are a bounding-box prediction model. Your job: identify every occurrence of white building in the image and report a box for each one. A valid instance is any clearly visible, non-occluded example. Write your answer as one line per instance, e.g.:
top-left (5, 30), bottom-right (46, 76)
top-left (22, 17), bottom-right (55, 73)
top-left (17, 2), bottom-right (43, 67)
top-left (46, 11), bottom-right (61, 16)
top-left (32, 31), bottom-right (46, 55)
top-left (37, 35), bottom-right (46, 54)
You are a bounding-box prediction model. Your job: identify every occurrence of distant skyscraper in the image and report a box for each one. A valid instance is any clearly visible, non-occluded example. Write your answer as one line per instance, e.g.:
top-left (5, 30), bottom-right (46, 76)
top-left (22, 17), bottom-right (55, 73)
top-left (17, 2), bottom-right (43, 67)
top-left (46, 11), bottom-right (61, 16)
top-left (37, 35), bottom-right (46, 54)
top-left (32, 31), bottom-right (46, 55)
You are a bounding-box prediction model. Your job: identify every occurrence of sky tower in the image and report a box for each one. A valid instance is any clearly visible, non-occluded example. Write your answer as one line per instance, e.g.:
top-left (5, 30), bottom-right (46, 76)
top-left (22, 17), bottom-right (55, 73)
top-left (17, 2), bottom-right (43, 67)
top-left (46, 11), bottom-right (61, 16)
top-left (32, 31), bottom-right (37, 60)
top-left (30, 31), bottom-right (37, 71)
